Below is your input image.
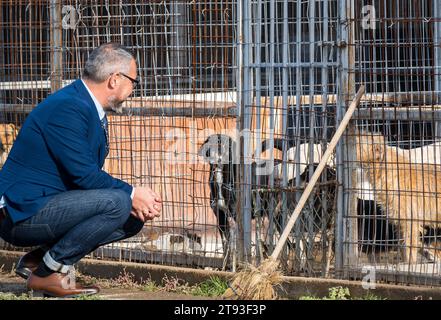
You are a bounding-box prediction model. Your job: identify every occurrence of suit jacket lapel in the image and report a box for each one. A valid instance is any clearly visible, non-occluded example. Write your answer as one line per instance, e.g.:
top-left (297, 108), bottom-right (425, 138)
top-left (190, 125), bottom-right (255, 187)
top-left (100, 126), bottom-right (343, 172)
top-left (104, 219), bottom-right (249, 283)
top-left (72, 80), bottom-right (107, 167)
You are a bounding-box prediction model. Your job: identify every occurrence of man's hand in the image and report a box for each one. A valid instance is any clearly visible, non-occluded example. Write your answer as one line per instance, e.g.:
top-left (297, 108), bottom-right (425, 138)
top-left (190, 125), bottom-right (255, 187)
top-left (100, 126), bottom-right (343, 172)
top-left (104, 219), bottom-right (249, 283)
top-left (131, 187), bottom-right (162, 222)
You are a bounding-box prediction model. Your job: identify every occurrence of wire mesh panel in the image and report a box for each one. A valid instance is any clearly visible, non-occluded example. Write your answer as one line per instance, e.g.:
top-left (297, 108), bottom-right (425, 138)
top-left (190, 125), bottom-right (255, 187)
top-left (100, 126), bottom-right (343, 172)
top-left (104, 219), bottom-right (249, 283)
top-left (0, 1), bottom-right (51, 123)
top-left (344, 0), bottom-right (441, 286)
top-left (60, 1), bottom-right (238, 269)
top-left (239, 0), bottom-right (340, 277)
top-left (0, 0), bottom-right (238, 270)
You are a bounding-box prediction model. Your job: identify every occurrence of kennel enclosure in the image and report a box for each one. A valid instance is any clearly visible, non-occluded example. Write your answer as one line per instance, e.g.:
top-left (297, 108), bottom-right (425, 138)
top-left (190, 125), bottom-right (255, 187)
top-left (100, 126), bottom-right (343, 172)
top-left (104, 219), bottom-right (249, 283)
top-left (0, 0), bottom-right (440, 287)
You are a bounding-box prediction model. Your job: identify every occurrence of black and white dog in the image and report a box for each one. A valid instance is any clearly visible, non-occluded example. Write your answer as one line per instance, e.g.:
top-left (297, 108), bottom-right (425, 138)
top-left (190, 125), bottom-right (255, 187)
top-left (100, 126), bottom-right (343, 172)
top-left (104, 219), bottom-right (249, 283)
top-left (198, 134), bottom-right (238, 252)
top-left (198, 134), bottom-right (284, 255)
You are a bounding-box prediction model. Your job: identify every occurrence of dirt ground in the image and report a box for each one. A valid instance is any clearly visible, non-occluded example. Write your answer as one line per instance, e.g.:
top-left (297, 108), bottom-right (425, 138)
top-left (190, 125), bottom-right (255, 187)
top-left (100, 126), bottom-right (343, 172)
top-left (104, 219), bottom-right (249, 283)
top-left (0, 272), bottom-right (217, 300)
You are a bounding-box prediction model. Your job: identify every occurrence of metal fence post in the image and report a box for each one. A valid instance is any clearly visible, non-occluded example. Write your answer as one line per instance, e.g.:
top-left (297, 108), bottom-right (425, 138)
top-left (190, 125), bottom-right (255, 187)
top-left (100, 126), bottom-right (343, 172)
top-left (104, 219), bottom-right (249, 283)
top-left (336, 0), bottom-right (357, 278)
top-left (170, 2), bottom-right (187, 95)
top-left (433, 1), bottom-right (441, 139)
top-left (236, 0), bottom-right (253, 264)
top-left (321, 0), bottom-right (332, 278)
top-left (50, 0), bottom-right (63, 92)
top-left (253, 0), bottom-right (263, 264)
top-left (434, 1), bottom-right (441, 96)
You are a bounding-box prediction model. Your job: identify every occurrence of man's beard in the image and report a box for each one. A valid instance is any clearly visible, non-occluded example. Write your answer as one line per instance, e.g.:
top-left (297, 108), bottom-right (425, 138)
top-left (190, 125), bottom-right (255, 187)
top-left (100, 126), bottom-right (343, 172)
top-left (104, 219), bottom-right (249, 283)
top-left (106, 95), bottom-right (124, 113)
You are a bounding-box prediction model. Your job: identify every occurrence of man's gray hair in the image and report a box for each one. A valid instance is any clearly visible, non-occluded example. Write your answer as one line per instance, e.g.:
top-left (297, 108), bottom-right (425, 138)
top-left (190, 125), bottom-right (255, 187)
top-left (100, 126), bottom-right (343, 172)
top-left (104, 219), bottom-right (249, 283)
top-left (83, 43), bottom-right (135, 83)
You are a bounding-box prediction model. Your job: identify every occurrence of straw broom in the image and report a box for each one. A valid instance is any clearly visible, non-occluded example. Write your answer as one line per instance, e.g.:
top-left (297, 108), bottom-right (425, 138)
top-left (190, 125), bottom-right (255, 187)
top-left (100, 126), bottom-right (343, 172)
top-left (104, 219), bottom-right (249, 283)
top-left (223, 85), bottom-right (366, 300)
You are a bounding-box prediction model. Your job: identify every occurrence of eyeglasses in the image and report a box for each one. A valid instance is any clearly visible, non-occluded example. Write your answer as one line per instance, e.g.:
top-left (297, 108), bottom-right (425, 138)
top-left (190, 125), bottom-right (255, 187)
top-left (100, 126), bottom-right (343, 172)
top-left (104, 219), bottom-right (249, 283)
top-left (118, 72), bottom-right (140, 88)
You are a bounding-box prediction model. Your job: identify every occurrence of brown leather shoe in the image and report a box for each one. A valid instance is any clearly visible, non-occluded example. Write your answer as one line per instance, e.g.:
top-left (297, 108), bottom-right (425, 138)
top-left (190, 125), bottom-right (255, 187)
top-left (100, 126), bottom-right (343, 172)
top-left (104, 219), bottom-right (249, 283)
top-left (27, 272), bottom-right (100, 298)
top-left (16, 248), bottom-right (46, 280)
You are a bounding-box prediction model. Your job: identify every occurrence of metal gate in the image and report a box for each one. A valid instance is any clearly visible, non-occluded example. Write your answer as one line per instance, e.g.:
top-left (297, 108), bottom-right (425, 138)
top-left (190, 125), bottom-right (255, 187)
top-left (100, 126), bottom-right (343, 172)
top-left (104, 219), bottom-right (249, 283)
top-left (235, 0), bottom-right (343, 278)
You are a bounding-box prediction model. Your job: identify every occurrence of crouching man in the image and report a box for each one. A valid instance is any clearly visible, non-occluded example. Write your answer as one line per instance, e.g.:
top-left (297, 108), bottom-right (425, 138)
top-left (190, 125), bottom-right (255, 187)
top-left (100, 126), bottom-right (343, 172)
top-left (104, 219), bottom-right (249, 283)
top-left (0, 43), bottom-right (162, 298)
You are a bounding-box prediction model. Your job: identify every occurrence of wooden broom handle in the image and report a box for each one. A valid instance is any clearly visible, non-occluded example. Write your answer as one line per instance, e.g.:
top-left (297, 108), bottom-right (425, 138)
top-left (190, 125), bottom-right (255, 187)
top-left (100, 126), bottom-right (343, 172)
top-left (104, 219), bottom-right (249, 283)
top-left (270, 85), bottom-right (365, 260)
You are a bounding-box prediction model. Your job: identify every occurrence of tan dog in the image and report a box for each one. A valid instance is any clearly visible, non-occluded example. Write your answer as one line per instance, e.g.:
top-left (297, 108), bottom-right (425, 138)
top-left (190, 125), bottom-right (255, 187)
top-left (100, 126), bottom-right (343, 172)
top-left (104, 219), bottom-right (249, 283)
top-left (0, 123), bottom-right (19, 167)
top-left (356, 131), bottom-right (441, 263)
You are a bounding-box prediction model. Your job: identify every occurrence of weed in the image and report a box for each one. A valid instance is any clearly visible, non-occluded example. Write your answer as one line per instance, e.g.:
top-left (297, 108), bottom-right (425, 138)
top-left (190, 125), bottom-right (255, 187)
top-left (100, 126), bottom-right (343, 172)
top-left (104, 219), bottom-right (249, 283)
top-left (357, 292), bottom-right (385, 300)
top-left (106, 268), bottom-right (141, 289)
top-left (191, 276), bottom-right (228, 297)
top-left (299, 286), bottom-right (385, 300)
top-left (141, 279), bottom-right (159, 292)
top-left (328, 286), bottom-right (351, 300)
top-left (77, 268), bottom-right (142, 289)
top-left (161, 274), bottom-right (192, 294)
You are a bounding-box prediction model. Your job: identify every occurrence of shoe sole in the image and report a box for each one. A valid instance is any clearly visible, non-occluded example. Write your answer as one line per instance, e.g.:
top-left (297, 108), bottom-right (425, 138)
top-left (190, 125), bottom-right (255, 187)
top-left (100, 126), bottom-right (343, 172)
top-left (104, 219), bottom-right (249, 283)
top-left (15, 267), bottom-right (32, 280)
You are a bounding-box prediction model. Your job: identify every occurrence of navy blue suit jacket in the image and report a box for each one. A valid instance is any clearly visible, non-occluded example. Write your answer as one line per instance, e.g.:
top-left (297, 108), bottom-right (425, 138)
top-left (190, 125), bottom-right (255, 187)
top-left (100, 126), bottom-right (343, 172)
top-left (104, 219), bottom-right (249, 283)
top-left (0, 80), bottom-right (132, 223)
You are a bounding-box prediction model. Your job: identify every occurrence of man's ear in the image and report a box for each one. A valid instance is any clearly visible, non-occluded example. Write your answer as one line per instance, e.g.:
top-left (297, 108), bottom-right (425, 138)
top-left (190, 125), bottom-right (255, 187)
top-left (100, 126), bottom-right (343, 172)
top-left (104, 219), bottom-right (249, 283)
top-left (108, 73), bottom-right (119, 89)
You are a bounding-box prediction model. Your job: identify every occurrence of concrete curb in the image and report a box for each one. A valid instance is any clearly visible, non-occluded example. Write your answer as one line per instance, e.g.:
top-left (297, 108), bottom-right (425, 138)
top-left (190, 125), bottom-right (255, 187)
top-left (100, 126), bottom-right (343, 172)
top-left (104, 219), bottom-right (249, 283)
top-left (0, 250), bottom-right (439, 300)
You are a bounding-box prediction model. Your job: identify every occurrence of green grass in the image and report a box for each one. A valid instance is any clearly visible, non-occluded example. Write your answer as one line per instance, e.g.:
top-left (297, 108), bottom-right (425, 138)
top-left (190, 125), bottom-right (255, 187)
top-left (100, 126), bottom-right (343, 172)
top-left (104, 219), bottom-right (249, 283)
top-left (141, 280), bottom-right (159, 292)
top-left (74, 294), bottom-right (103, 300)
top-left (299, 286), bottom-right (385, 300)
top-left (190, 276), bottom-right (229, 297)
top-left (159, 274), bottom-right (229, 297)
top-left (358, 292), bottom-right (386, 300)
top-left (0, 292), bottom-right (36, 300)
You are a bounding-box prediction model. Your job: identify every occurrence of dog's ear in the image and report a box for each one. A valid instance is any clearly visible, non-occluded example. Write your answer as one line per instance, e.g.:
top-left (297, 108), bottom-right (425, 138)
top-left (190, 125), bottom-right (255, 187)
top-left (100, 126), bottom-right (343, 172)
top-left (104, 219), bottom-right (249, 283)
top-left (198, 134), bottom-right (225, 161)
top-left (198, 138), bottom-right (212, 159)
